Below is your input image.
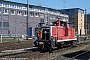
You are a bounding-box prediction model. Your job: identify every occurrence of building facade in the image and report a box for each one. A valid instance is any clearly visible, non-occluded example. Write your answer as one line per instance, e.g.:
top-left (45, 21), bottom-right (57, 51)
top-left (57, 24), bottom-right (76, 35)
top-left (60, 8), bottom-right (85, 35)
top-left (85, 14), bottom-right (90, 35)
top-left (0, 1), bottom-right (68, 37)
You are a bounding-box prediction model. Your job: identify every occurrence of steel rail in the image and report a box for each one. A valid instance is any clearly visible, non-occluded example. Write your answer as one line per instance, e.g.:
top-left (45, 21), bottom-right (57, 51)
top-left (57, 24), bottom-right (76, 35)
top-left (0, 47), bottom-right (38, 57)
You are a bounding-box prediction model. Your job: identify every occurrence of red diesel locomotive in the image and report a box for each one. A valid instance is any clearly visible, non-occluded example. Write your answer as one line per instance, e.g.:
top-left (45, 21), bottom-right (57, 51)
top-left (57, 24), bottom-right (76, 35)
top-left (33, 20), bottom-right (77, 51)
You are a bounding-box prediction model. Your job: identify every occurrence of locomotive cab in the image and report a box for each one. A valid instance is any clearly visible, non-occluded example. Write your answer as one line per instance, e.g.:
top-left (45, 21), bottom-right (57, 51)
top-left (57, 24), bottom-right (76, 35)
top-left (34, 22), bottom-right (53, 51)
top-left (41, 27), bottom-right (50, 40)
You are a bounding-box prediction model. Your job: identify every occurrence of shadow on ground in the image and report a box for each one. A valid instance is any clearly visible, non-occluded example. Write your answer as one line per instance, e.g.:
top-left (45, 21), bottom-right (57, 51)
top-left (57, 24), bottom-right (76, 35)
top-left (63, 50), bottom-right (90, 60)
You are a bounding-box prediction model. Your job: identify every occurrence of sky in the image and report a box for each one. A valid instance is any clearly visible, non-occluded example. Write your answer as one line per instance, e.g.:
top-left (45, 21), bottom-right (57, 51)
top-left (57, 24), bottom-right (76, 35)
top-left (7, 0), bottom-right (90, 13)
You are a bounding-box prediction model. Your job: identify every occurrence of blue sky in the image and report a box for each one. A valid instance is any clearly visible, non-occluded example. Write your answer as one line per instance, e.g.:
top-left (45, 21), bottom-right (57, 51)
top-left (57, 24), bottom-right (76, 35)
top-left (7, 0), bottom-right (90, 13)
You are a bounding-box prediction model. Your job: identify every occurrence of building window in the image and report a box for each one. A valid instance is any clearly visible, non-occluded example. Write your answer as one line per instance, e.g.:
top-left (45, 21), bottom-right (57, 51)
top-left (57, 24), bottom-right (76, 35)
top-left (35, 13), bottom-right (39, 17)
top-left (5, 4), bottom-right (9, 7)
top-left (11, 10), bottom-right (16, 15)
top-left (23, 11), bottom-right (27, 16)
top-left (81, 14), bottom-right (82, 17)
top-left (0, 2), bottom-right (2, 6)
top-left (50, 17), bottom-right (53, 19)
top-left (66, 10), bottom-right (69, 12)
top-left (10, 4), bottom-right (16, 8)
top-left (3, 9), bottom-right (9, 14)
top-left (0, 22), bottom-right (2, 27)
top-left (0, 8), bottom-right (1, 13)
top-left (17, 11), bottom-right (22, 15)
top-left (3, 22), bottom-right (9, 27)
top-left (40, 19), bottom-right (44, 23)
top-left (30, 12), bottom-right (34, 17)
top-left (40, 13), bottom-right (44, 18)
top-left (56, 16), bottom-right (59, 19)
top-left (50, 15), bottom-right (55, 19)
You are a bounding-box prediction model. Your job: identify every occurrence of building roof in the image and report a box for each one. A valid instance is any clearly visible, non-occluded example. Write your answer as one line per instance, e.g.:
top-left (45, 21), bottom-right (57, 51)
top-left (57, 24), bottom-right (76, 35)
top-left (1, 0), bottom-right (60, 11)
top-left (60, 8), bottom-right (84, 11)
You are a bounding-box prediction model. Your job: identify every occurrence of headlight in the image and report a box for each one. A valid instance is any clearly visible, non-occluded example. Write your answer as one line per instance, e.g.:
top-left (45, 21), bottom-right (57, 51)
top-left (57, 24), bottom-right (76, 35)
top-left (39, 42), bottom-right (44, 44)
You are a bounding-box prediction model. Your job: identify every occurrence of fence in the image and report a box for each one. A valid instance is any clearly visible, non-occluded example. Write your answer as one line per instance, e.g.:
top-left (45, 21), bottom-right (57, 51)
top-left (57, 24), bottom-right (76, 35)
top-left (0, 34), bottom-right (27, 42)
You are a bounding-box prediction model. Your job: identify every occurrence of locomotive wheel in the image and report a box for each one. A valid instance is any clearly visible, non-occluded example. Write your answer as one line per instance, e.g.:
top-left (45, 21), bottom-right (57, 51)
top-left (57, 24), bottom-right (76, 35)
top-left (34, 41), bottom-right (38, 47)
top-left (72, 40), bottom-right (77, 46)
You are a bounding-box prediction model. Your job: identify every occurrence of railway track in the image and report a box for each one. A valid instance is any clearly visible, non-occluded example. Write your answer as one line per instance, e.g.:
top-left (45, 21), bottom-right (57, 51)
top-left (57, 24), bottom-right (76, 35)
top-left (0, 39), bottom-right (90, 60)
top-left (0, 47), bottom-right (38, 57)
top-left (0, 44), bottom-right (76, 57)
top-left (0, 43), bottom-right (87, 59)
